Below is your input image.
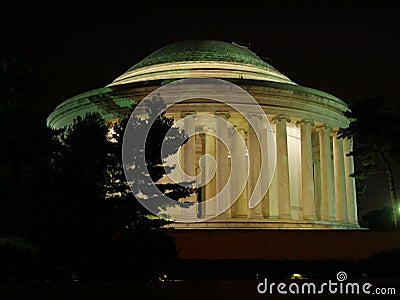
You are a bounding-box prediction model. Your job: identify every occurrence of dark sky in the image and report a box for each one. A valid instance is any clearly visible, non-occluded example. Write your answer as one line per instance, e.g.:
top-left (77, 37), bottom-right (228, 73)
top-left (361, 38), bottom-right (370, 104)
top-left (2, 2), bottom-right (399, 113)
top-left (2, 1), bottom-right (400, 214)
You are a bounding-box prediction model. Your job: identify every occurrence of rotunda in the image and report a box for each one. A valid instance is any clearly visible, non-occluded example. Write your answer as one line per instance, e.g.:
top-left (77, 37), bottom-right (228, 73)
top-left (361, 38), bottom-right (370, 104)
top-left (48, 40), bottom-right (359, 229)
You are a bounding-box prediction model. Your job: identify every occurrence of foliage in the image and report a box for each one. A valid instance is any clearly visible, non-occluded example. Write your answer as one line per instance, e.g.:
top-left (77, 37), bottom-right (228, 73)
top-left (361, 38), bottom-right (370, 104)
top-left (339, 97), bottom-right (400, 228)
top-left (117, 94), bottom-right (194, 221)
top-left (0, 57), bottom-right (46, 235)
top-left (0, 57), bottom-right (40, 106)
top-left (39, 95), bottom-right (194, 277)
top-left (0, 58), bottom-right (193, 235)
top-left (0, 58), bottom-right (191, 279)
top-left (361, 207), bottom-right (395, 231)
top-left (339, 97), bottom-right (400, 176)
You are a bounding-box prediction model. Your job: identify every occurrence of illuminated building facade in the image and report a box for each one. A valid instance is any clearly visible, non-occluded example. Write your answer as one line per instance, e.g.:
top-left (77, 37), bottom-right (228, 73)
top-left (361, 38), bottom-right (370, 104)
top-left (48, 40), bottom-right (359, 229)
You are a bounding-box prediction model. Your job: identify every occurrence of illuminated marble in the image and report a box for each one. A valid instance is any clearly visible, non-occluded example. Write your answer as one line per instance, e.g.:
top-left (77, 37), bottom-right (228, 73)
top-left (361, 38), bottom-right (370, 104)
top-left (48, 40), bottom-right (360, 229)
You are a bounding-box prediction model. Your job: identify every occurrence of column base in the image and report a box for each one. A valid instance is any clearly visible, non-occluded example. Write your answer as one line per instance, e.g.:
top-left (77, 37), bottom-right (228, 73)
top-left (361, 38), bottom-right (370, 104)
top-left (278, 214), bottom-right (292, 220)
top-left (204, 214), bottom-right (217, 219)
top-left (336, 219), bottom-right (350, 223)
top-left (233, 214), bottom-right (247, 218)
top-left (166, 219), bottom-right (364, 230)
top-left (217, 212), bottom-right (232, 219)
top-left (303, 215), bottom-right (317, 221)
top-left (322, 217), bottom-right (335, 222)
top-left (247, 214), bottom-right (264, 219)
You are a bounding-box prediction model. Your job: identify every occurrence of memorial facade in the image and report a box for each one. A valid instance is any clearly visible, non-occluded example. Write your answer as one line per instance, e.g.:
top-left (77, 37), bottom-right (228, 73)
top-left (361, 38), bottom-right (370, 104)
top-left (48, 40), bottom-right (359, 229)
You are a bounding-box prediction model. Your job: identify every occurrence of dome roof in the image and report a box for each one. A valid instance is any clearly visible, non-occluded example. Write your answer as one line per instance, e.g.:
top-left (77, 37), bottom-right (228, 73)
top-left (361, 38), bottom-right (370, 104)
top-left (48, 40), bottom-right (349, 131)
top-left (128, 40), bottom-right (278, 72)
top-left (109, 40), bottom-right (295, 86)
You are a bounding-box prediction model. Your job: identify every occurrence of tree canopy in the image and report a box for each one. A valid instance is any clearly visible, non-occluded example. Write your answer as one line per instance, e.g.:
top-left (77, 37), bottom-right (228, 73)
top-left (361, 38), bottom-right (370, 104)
top-left (339, 97), bottom-right (400, 229)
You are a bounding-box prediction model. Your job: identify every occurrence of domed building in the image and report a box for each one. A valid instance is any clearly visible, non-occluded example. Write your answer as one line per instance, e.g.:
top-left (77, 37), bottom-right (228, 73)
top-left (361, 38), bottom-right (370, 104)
top-left (48, 40), bottom-right (359, 230)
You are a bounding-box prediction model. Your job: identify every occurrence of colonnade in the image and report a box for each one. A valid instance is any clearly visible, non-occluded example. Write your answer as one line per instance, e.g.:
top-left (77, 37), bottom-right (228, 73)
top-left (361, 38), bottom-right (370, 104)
top-left (177, 112), bottom-right (358, 225)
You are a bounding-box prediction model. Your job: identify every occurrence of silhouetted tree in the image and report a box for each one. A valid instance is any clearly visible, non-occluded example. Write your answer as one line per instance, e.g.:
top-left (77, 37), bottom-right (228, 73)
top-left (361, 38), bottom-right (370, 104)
top-left (0, 57), bottom-right (44, 234)
top-left (362, 207), bottom-right (395, 230)
top-left (339, 97), bottom-right (400, 229)
top-left (0, 57), bottom-right (39, 107)
top-left (40, 113), bottom-right (114, 274)
top-left (42, 95), bottom-right (194, 278)
top-left (108, 94), bottom-right (194, 229)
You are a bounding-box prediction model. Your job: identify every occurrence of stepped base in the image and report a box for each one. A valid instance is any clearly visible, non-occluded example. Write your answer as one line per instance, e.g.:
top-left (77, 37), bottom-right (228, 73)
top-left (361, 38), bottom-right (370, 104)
top-left (165, 218), bottom-right (362, 230)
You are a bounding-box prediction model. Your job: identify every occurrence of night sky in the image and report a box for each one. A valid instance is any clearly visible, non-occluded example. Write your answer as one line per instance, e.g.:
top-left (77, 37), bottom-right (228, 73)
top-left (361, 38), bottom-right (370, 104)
top-left (2, 1), bottom-right (400, 215)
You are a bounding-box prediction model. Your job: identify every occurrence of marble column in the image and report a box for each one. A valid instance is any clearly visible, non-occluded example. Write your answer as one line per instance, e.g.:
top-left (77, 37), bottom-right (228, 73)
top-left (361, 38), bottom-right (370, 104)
top-left (198, 133), bottom-right (206, 218)
top-left (344, 137), bottom-right (358, 225)
top-left (268, 164), bottom-right (279, 219)
top-left (261, 123), bottom-right (271, 218)
top-left (313, 158), bottom-right (322, 220)
top-left (215, 112), bottom-right (231, 218)
top-left (181, 112), bottom-right (196, 181)
top-left (180, 112), bottom-right (197, 218)
top-left (274, 116), bottom-right (291, 219)
top-left (333, 130), bottom-right (348, 222)
top-left (318, 125), bottom-right (336, 221)
top-left (247, 114), bottom-right (263, 219)
top-left (231, 125), bottom-right (248, 218)
top-left (204, 125), bottom-right (216, 217)
top-left (299, 120), bottom-right (316, 220)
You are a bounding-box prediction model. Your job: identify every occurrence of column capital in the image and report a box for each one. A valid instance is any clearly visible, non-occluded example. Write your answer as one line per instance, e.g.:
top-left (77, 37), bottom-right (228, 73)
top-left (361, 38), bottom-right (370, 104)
top-left (343, 136), bottom-right (354, 147)
top-left (271, 114), bottom-right (291, 124)
top-left (330, 128), bottom-right (344, 137)
top-left (246, 112), bottom-right (264, 120)
top-left (315, 123), bottom-right (332, 132)
top-left (296, 119), bottom-right (315, 126)
top-left (214, 111), bottom-right (230, 120)
top-left (232, 124), bottom-right (247, 134)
